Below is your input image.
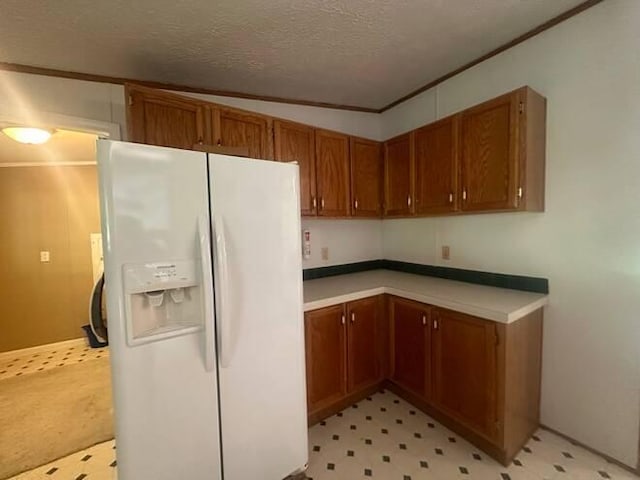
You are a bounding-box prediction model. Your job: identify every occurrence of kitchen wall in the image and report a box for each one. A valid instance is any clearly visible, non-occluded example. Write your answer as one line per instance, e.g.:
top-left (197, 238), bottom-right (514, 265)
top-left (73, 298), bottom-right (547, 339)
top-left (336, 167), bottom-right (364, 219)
top-left (301, 219), bottom-right (382, 269)
top-left (381, 0), bottom-right (640, 468)
top-left (0, 165), bottom-right (101, 352)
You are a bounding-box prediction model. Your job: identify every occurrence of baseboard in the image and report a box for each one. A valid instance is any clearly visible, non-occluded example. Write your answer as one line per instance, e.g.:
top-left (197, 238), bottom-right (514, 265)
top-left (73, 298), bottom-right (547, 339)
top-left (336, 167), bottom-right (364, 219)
top-left (0, 337), bottom-right (87, 359)
top-left (540, 424), bottom-right (640, 476)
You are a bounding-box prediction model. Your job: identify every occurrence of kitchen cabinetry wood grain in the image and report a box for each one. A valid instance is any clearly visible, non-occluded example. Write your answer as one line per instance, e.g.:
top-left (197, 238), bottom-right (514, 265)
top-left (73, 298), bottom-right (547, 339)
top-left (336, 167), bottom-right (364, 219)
top-left (390, 296), bottom-right (430, 400)
top-left (350, 137), bottom-right (382, 217)
top-left (414, 116), bottom-right (459, 214)
top-left (431, 308), bottom-right (498, 441)
top-left (384, 132), bottom-right (414, 217)
top-left (126, 84), bottom-right (207, 150)
top-left (274, 120), bottom-right (316, 215)
top-left (305, 304), bottom-right (347, 415)
top-left (460, 87), bottom-right (546, 212)
top-left (315, 129), bottom-right (351, 217)
top-left (211, 106), bottom-right (273, 160)
top-left (347, 296), bottom-right (382, 393)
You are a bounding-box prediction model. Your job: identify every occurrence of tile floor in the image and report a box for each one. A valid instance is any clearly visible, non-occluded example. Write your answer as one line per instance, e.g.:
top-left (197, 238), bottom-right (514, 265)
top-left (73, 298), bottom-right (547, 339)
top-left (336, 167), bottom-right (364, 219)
top-left (0, 340), bottom-right (108, 381)
top-left (8, 390), bottom-right (638, 480)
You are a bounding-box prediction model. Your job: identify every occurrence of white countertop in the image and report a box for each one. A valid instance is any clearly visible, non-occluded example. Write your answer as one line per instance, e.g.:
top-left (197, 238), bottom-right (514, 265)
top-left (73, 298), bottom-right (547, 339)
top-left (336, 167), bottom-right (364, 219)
top-left (303, 270), bottom-right (548, 323)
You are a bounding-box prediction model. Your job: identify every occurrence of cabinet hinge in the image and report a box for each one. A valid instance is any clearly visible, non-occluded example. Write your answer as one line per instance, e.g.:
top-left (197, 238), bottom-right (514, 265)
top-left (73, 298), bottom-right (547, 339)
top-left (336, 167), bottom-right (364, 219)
top-left (518, 102), bottom-right (525, 114)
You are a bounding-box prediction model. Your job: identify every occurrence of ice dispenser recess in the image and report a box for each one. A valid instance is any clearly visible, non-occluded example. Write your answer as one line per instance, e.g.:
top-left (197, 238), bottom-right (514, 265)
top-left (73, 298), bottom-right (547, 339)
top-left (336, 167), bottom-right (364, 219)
top-left (123, 260), bottom-right (202, 345)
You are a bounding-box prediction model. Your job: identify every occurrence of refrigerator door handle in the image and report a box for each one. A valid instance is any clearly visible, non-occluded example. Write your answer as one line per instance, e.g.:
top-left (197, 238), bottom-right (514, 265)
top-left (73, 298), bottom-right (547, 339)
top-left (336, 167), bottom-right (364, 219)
top-left (213, 213), bottom-right (232, 368)
top-left (198, 216), bottom-right (216, 372)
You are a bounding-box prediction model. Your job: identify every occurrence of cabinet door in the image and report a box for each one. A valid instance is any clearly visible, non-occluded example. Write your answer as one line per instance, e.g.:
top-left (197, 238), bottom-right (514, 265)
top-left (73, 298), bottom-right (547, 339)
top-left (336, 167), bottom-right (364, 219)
top-left (460, 92), bottom-right (519, 211)
top-left (415, 116), bottom-right (459, 214)
top-left (305, 305), bottom-right (347, 414)
top-left (390, 297), bottom-right (430, 400)
top-left (350, 137), bottom-right (382, 217)
top-left (315, 129), bottom-right (350, 217)
top-left (384, 133), bottom-right (414, 217)
top-left (274, 120), bottom-right (317, 216)
top-left (127, 85), bottom-right (206, 150)
top-left (347, 297), bottom-right (381, 393)
top-left (432, 308), bottom-right (498, 440)
top-left (212, 107), bottom-right (273, 160)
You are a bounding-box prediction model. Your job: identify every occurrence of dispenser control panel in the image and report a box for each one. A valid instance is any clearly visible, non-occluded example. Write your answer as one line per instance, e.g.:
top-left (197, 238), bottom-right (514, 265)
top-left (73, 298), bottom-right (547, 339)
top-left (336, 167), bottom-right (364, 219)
top-left (123, 260), bottom-right (198, 294)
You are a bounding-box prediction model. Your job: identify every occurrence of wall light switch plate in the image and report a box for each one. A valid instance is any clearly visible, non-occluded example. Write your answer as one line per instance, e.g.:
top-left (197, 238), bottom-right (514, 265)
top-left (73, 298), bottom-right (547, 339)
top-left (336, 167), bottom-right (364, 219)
top-left (441, 245), bottom-right (450, 260)
top-left (321, 247), bottom-right (329, 261)
top-left (40, 251), bottom-right (50, 263)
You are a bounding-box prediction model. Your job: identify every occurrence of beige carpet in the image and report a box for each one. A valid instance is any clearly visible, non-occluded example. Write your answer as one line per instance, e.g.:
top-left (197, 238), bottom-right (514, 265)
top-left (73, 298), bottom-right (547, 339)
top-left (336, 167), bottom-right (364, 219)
top-left (0, 356), bottom-right (113, 479)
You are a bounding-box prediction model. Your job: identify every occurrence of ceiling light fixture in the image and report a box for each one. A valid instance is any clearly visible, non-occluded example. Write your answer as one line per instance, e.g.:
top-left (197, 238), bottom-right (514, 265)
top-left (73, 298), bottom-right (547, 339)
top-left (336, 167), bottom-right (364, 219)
top-left (2, 126), bottom-right (54, 144)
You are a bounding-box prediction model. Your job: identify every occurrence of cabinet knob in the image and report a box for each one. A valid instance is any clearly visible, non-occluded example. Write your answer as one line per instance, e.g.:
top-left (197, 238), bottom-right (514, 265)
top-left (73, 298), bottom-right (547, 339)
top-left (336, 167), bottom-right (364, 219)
top-left (433, 319), bottom-right (439, 330)
top-left (351, 312), bottom-right (355, 323)
top-left (312, 196), bottom-right (317, 209)
top-left (422, 314), bottom-right (427, 326)
top-left (341, 314), bottom-right (345, 325)
top-left (462, 190), bottom-right (467, 201)
top-left (448, 193), bottom-right (453, 203)
top-left (354, 199), bottom-right (359, 210)
top-left (216, 140), bottom-right (222, 147)
top-left (321, 197), bottom-right (325, 210)
top-left (407, 195), bottom-right (412, 207)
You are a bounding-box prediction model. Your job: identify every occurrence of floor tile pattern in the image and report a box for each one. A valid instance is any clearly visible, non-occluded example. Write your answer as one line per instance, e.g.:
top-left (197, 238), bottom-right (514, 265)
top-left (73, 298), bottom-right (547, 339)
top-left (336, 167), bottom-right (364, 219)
top-left (8, 440), bottom-right (117, 480)
top-left (305, 390), bottom-right (638, 480)
top-left (7, 391), bottom-right (638, 479)
top-left (0, 341), bottom-right (108, 381)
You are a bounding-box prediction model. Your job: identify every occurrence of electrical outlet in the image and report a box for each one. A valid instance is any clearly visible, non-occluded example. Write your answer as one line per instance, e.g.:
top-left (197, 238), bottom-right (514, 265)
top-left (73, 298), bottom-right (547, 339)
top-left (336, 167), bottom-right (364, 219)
top-left (441, 245), bottom-right (450, 260)
top-left (40, 251), bottom-right (50, 263)
top-left (321, 247), bottom-right (329, 261)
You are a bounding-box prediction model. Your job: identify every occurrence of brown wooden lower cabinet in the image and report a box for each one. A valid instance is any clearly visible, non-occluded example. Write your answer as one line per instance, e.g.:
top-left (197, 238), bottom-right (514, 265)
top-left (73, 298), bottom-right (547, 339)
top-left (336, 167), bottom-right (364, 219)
top-left (389, 296), bottom-right (431, 400)
top-left (305, 294), bottom-right (543, 466)
top-left (305, 296), bottom-right (385, 423)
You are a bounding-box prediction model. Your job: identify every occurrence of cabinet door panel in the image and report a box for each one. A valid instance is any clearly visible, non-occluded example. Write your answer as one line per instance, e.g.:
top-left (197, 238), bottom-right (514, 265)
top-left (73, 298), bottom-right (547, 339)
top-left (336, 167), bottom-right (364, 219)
top-left (347, 297), bottom-right (381, 393)
top-left (305, 305), bottom-right (347, 414)
top-left (274, 120), bottom-right (316, 215)
top-left (315, 130), bottom-right (350, 217)
top-left (213, 108), bottom-right (272, 160)
top-left (415, 117), bottom-right (458, 214)
top-left (432, 308), bottom-right (498, 440)
top-left (350, 138), bottom-right (382, 217)
top-left (127, 86), bottom-right (205, 150)
top-left (460, 93), bottom-right (518, 211)
top-left (384, 133), bottom-right (414, 217)
top-left (390, 297), bottom-right (430, 400)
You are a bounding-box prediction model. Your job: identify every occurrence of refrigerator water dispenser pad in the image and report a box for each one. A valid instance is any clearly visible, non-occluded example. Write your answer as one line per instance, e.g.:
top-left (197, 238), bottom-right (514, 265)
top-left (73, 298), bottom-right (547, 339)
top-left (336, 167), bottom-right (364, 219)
top-left (123, 260), bottom-right (203, 345)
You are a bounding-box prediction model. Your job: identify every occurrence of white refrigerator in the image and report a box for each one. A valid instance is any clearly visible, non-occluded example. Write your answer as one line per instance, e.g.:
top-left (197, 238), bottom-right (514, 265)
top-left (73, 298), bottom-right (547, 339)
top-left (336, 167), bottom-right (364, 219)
top-left (97, 140), bottom-right (308, 480)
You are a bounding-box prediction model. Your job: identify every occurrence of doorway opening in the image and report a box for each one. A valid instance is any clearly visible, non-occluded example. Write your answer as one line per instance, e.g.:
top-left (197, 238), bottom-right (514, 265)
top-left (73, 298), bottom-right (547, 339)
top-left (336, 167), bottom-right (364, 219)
top-left (0, 117), bottom-right (118, 479)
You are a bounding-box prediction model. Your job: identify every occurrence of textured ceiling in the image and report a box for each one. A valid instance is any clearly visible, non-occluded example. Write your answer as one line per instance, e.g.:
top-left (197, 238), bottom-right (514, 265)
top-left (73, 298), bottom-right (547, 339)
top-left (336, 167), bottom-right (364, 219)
top-left (0, 130), bottom-right (96, 164)
top-left (0, 0), bottom-right (587, 109)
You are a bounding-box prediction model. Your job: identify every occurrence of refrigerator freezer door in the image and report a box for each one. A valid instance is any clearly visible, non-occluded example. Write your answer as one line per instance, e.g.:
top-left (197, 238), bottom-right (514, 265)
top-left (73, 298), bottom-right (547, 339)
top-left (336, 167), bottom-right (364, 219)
top-left (98, 140), bottom-right (222, 480)
top-left (209, 155), bottom-right (308, 479)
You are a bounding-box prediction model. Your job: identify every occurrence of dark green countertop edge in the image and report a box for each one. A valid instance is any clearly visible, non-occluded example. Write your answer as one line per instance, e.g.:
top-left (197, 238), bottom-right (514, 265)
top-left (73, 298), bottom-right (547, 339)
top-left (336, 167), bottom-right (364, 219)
top-left (302, 260), bottom-right (549, 294)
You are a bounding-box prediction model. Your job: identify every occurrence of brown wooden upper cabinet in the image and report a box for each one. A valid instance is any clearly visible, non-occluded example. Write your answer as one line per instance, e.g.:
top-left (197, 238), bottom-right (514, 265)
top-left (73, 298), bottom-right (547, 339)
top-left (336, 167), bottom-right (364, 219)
top-left (460, 87), bottom-right (546, 212)
top-left (127, 84), bottom-right (208, 150)
top-left (273, 120), bottom-right (317, 215)
top-left (431, 308), bottom-right (498, 441)
top-left (390, 296), bottom-right (431, 400)
top-left (211, 107), bottom-right (273, 160)
top-left (384, 132), bottom-right (414, 217)
top-left (414, 116), bottom-right (459, 214)
top-left (305, 304), bottom-right (347, 415)
top-left (350, 137), bottom-right (382, 217)
top-left (315, 129), bottom-right (351, 217)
